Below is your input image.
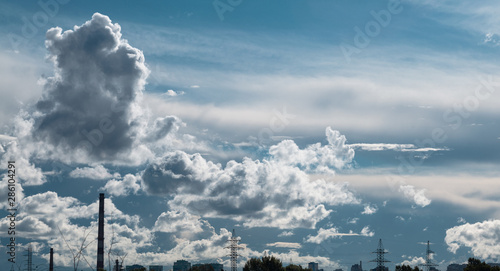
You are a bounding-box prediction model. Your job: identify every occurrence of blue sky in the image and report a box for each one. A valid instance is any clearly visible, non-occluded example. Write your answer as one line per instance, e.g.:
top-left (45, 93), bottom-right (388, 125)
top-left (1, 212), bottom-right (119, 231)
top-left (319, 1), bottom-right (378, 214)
top-left (1, 1), bottom-right (500, 270)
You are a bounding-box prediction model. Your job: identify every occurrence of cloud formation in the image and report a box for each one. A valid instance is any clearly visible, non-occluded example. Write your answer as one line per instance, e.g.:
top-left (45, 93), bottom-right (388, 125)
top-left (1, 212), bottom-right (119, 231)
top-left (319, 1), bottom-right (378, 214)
top-left (266, 242), bottom-right (302, 249)
top-left (399, 185), bottom-right (431, 207)
top-left (445, 220), bottom-right (500, 260)
top-left (12, 13), bottom-right (180, 166)
top-left (103, 174), bottom-right (141, 197)
top-left (141, 127), bottom-right (359, 229)
top-left (70, 164), bottom-right (119, 180)
top-left (304, 226), bottom-right (374, 244)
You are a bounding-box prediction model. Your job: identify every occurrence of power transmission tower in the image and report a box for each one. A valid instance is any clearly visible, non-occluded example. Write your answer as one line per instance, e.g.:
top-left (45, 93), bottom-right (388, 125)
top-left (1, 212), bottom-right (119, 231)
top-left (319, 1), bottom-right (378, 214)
top-left (25, 246), bottom-right (33, 271)
top-left (226, 229), bottom-right (243, 271)
top-left (370, 239), bottom-right (390, 271)
top-left (420, 241), bottom-right (438, 271)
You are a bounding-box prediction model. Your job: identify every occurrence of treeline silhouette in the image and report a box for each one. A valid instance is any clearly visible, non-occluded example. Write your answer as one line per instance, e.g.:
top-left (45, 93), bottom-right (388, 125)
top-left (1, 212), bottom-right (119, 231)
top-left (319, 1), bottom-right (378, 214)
top-left (243, 256), bottom-right (313, 271)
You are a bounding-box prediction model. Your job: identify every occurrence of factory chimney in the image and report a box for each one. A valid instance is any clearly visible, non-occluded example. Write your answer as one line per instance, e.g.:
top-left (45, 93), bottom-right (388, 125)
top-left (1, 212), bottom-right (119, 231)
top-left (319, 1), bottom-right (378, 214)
top-left (96, 193), bottom-right (105, 270)
top-left (49, 248), bottom-right (54, 271)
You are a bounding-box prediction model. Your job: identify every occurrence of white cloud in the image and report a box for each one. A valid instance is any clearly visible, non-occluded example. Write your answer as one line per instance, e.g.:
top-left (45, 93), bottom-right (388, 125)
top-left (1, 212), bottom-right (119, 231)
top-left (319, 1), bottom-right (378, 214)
top-left (11, 13), bottom-right (184, 167)
top-left (399, 185), bottom-right (431, 207)
top-left (305, 226), bottom-right (374, 244)
top-left (401, 256), bottom-right (426, 267)
top-left (141, 127), bottom-right (359, 229)
top-left (162, 89), bottom-right (184, 97)
top-left (349, 143), bottom-right (449, 152)
top-left (153, 210), bottom-right (212, 240)
top-left (445, 220), bottom-right (500, 260)
top-left (347, 218), bottom-right (359, 224)
top-left (103, 174), bottom-right (141, 197)
top-left (278, 231), bottom-right (294, 237)
top-left (70, 164), bottom-right (119, 180)
top-left (362, 204), bottom-right (378, 215)
top-left (1, 140), bottom-right (45, 186)
top-left (360, 226), bottom-right (375, 237)
top-left (266, 242), bottom-right (302, 249)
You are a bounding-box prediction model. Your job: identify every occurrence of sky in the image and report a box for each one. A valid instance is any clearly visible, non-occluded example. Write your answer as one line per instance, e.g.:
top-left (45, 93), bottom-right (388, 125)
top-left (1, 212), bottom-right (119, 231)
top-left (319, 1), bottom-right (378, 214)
top-left (1, 0), bottom-right (500, 270)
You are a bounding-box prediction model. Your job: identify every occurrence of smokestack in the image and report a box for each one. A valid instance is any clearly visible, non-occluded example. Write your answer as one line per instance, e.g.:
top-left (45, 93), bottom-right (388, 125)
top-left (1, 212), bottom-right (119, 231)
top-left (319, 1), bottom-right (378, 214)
top-left (49, 248), bottom-right (54, 271)
top-left (96, 193), bottom-right (105, 270)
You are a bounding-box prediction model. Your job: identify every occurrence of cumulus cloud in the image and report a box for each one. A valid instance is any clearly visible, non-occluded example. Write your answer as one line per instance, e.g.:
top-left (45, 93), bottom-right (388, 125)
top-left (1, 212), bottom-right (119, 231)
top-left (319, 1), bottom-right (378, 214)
top-left (362, 204), bottom-right (378, 215)
top-left (103, 174), bottom-right (141, 197)
top-left (141, 127), bottom-right (359, 229)
top-left (401, 256), bottom-right (426, 267)
top-left (70, 164), bottom-right (119, 180)
top-left (399, 185), bottom-right (431, 207)
top-left (0, 141), bottom-right (45, 186)
top-left (305, 226), bottom-right (374, 244)
top-left (12, 13), bottom-right (180, 166)
top-left (269, 127), bottom-right (355, 175)
top-left (0, 191), bottom-right (155, 267)
top-left (445, 220), bottom-right (500, 260)
top-left (153, 210), bottom-right (213, 240)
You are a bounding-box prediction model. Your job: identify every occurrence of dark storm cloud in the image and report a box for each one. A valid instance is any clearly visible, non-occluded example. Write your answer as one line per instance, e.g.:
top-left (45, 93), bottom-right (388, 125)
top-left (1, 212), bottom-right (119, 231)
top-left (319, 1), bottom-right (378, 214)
top-left (27, 13), bottom-right (178, 163)
top-left (32, 13), bottom-right (148, 160)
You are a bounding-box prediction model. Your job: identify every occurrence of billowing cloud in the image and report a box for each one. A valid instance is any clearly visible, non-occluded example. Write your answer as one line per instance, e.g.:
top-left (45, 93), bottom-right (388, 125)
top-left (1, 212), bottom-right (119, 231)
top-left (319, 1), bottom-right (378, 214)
top-left (153, 210), bottom-right (212, 240)
top-left (304, 226), bottom-right (374, 244)
top-left (32, 13), bottom-right (148, 160)
top-left (445, 220), bottom-right (500, 260)
top-left (70, 164), bottom-right (119, 180)
top-left (401, 256), bottom-right (426, 267)
top-left (141, 127), bottom-right (359, 229)
top-left (103, 174), bottom-right (141, 197)
top-left (13, 13), bottom-right (180, 166)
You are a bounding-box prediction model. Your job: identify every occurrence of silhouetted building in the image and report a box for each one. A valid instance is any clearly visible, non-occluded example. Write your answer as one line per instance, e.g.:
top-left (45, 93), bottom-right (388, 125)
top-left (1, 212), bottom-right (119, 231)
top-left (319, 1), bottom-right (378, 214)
top-left (447, 264), bottom-right (466, 271)
top-left (351, 261), bottom-right (363, 271)
top-left (193, 263), bottom-right (223, 270)
top-left (174, 260), bottom-right (191, 271)
top-left (149, 266), bottom-right (163, 271)
top-left (309, 262), bottom-right (319, 271)
top-left (126, 265), bottom-right (146, 271)
top-left (370, 267), bottom-right (388, 271)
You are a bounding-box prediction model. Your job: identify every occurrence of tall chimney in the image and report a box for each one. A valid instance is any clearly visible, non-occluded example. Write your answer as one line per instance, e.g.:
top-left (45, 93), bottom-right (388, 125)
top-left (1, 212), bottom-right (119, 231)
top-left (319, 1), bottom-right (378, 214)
top-left (49, 248), bottom-right (53, 271)
top-left (96, 193), bottom-right (105, 270)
